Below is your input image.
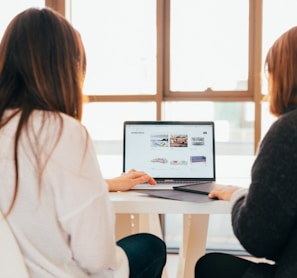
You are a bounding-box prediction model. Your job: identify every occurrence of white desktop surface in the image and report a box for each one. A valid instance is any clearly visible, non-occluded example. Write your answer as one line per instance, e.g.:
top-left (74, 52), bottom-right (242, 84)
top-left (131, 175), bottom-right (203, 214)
top-left (110, 191), bottom-right (232, 278)
top-left (110, 190), bottom-right (232, 214)
top-left (104, 155), bottom-right (253, 278)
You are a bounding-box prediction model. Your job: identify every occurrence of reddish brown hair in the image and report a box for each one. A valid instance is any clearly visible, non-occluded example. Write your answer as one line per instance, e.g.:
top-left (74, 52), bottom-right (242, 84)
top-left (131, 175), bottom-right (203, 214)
top-left (265, 26), bottom-right (297, 117)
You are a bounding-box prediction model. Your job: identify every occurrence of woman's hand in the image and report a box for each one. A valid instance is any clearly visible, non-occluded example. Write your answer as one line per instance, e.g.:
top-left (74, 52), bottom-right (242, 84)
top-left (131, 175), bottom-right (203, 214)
top-left (208, 185), bottom-right (241, 201)
top-left (106, 169), bottom-right (157, 192)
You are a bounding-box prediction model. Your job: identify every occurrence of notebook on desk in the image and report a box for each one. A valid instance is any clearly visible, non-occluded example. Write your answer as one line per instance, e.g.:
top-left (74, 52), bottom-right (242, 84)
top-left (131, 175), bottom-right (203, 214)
top-left (123, 120), bottom-right (219, 194)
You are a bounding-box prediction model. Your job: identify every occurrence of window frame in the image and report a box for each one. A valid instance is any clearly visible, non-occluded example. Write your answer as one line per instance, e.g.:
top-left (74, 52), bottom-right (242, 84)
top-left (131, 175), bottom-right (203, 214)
top-left (47, 0), bottom-right (264, 153)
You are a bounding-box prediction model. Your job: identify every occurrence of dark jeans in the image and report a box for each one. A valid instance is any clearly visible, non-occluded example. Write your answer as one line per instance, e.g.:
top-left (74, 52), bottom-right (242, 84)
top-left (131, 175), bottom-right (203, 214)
top-left (195, 252), bottom-right (253, 278)
top-left (117, 233), bottom-right (167, 278)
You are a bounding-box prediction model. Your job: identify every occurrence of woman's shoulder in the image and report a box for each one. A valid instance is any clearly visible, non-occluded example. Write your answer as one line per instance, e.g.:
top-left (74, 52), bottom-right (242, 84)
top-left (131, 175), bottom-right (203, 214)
top-left (268, 108), bottom-right (297, 135)
top-left (31, 110), bottom-right (82, 125)
top-left (30, 110), bottom-right (90, 147)
top-left (260, 108), bottom-right (297, 154)
top-left (279, 107), bottom-right (297, 124)
top-left (32, 110), bottom-right (86, 133)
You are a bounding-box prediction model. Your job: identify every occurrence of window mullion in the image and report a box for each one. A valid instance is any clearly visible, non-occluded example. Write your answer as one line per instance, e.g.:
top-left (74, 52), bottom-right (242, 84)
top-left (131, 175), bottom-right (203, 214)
top-left (250, 0), bottom-right (263, 153)
top-left (45, 0), bottom-right (66, 15)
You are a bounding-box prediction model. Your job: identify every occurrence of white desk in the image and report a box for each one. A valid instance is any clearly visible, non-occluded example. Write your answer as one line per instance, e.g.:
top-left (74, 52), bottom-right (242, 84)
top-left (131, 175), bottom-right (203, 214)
top-left (104, 155), bottom-right (253, 277)
top-left (110, 191), bottom-right (232, 278)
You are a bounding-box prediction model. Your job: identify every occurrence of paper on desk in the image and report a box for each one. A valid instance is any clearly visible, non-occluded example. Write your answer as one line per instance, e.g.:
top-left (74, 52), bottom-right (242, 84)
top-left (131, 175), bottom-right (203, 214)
top-left (134, 189), bottom-right (216, 203)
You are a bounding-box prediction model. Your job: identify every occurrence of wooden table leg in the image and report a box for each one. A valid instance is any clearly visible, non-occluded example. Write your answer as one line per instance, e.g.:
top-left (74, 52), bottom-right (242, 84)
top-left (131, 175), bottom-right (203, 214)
top-left (177, 214), bottom-right (209, 278)
top-left (115, 213), bottom-right (168, 278)
top-left (115, 213), bottom-right (164, 239)
top-left (115, 214), bottom-right (135, 240)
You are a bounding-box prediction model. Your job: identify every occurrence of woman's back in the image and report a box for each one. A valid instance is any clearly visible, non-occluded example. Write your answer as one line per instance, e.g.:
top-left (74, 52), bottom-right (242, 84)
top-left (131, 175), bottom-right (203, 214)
top-left (0, 110), bottom-right (128, 277)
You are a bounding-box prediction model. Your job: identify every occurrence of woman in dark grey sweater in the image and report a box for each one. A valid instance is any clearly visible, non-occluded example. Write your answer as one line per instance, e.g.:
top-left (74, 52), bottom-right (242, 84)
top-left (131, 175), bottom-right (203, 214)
top-left (195, 26), bottom-right (297, 278)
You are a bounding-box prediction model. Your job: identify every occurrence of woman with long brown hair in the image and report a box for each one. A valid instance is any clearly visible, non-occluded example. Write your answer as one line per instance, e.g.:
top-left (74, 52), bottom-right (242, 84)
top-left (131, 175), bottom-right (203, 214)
top-left (0, 7), bottom-right (166, 277)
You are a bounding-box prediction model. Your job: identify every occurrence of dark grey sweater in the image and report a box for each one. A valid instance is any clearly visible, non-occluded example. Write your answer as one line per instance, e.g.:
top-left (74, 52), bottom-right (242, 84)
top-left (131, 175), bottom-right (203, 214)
top-left (232, 107), bottom-right (297, 278)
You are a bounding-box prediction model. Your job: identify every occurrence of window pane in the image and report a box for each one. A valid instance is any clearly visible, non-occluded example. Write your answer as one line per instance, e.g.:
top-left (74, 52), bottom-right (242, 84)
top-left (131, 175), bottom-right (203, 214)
top-left (170, 0), bottom-right (249, 91)
top-left (82, 102), bottom-right (155, 177)
top-left (82, 102), bottom-right (156, 141)
top-left (163, 102), bottom-right (254, 155)
top-left (262, 0), bottom-right (297, 95)
top-left (0, 0), bottom-right (44, 38)
top-left (70, 0), bottom-right (156, 95)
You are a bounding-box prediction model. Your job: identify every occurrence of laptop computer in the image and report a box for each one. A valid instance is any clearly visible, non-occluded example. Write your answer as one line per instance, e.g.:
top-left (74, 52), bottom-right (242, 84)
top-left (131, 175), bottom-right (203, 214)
top-left (123, 121), bottom-right (218, 194)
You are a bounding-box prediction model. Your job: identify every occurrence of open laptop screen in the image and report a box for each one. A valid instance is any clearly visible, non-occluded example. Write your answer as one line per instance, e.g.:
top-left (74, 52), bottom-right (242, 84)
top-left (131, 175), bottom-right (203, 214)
top-left (123, 121), bottom-right (216, 182)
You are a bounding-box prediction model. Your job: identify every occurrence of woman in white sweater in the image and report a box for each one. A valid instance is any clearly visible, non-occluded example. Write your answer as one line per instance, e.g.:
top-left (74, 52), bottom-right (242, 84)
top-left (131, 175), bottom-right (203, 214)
top-left (0, 7), bottom-right (166, 278)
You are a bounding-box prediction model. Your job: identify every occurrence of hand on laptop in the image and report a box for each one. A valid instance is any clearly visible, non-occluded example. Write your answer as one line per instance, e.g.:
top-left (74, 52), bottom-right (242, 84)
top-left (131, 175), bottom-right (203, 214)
top-left (106, 169), bottom-right (157, 192)
top-left (208, 185), bottom-right (241, 201)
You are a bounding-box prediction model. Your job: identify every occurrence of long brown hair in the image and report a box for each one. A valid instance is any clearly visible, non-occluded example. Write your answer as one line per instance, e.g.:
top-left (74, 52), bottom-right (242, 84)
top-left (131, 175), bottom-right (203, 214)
top-left (265, 26), bottom-right (297, 117)
top-left (0, 8), bottom-right (87, 214)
